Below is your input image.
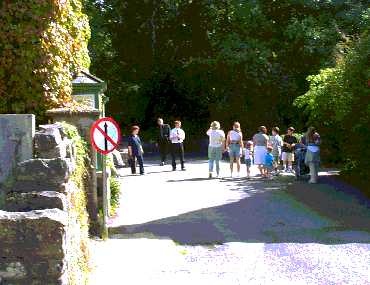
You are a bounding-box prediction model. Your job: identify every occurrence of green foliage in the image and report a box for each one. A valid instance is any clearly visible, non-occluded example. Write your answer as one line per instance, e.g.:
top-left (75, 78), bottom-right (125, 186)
top-left (83, 0), bottom-right (370, 137)
top-left (293, 30), bottom-right (370, 179)
top-left (106, 153), bottom-right (117, 176)
top-left (109, 177), bottom-right (122, 215)
top-left (280, 133), bottom-right (305, 142)
top-left (0, 0), bottom-right (91, 120)
top-left (97, 154), bottom-right (121, 216)
top-left (59, 121), bottom-right (93, 284)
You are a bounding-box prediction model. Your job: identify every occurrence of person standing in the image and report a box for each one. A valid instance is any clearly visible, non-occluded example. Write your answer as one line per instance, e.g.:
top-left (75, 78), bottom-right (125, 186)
top-left (263, 146), bottom-right (274, 179)
top-left (299, 127), bottom-right (322, 184)
top-left (206, 121), bottom-right (226, 178)
top-left (170, 121), bottom-right (186, 171)
top-left (156, 118), bottom-right (171, 166)
top-left (242, 141), bottom-right (253, 179)
top-left (282, 127), bottom-right (298, 172)
top-left (226, 122), bottom-right (244, 178)
top-left (269, 127), bottom-right (283, 175)
top-left (128, 126), bottom-right (145, 175)
top-left (252, 126), bottom-right (269, 177)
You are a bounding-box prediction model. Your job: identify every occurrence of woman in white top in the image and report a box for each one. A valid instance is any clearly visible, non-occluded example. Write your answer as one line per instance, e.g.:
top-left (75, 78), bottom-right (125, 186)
top-left (206, 121), bottom-right (225, 178)
top-left (253, 126), bottom-right (269, 177)
top-left (226, 122), bottom-right (244, 178)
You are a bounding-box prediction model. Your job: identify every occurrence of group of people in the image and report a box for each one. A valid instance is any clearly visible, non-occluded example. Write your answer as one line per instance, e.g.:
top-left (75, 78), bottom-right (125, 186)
top-left (127, 118), bottom-right (186, 175)
top-left (127, 118), bottom-right (322, 184)
top-left (206, 121), bottom-right (321, 183)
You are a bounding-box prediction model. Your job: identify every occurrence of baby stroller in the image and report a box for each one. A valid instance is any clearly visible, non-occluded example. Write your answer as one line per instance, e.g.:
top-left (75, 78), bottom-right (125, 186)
top-left (294, 147), bottom-right (310, 180)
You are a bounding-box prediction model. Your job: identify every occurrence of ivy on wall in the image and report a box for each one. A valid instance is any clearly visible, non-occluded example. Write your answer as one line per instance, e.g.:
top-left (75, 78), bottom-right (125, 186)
top-left (0, 0), bottom-right (91, 120)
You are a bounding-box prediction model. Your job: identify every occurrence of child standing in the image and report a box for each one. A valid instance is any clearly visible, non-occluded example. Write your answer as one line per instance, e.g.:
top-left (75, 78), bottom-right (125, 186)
top-left (282, 127), bottom-right (298, 172)
top-left (264, 146), bottom-right (274, 179)
top-left (243, 141), bottom-right (253, 179)
top-left (269, 127), bottom-right (283, 175)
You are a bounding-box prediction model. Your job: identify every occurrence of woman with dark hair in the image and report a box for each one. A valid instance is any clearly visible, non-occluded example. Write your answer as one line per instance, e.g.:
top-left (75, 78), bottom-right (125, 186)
top-left (299, 127), bottom-right (321, 183)
top-left (253, 126), bottom-right (269, 178)
top-left (226, 122), bottom-right (244, 178)
top-left (128, 126), bottom-right (145, 175)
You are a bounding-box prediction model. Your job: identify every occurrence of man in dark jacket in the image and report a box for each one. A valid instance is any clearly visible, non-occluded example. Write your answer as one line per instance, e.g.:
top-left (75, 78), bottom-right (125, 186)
top-left (156, 118), bottom-right (171, 166)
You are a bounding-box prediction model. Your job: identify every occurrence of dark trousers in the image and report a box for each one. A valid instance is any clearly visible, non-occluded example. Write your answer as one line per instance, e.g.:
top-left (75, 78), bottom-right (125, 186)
top-left (158, 139), bottom-right (170, 163)
top-left (129, 155), bottom-right (144, 174)
top-left (171, 143), bottom-right (185, 169)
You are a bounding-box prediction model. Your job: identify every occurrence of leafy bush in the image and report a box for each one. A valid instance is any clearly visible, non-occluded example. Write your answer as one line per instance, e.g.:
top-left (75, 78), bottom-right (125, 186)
top-left (97, 176), bottom-right (122, 217)
top-left (60, 121), bottom-right (93, 284)
top-left (109, 177), bottom-right (122, 216)
top-left (294, 30), bottom-right (370, 178)
top-left (0, 0), bottom-right (90, 120)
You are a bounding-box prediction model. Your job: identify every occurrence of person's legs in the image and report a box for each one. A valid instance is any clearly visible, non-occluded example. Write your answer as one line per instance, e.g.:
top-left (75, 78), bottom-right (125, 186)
top-left (309, 162), bottom-right (316, 182)
top-left (245, 159), bottom-right (251, 177)
top-left (282, 152), bottom-right (287, 171)
top-left (314, 161), bottom-right (319, 182)
top-left (158, 140), bottom-right (165, 163)
top-left (273, 156), bottom-right (279, 173)
top-left (215, 147), bottom-right (222, 176)
top-left (229, 157), bottom-right (234, 173)
top-left (215, 160), bottom-right (220, 176)
top-left (236, 157), bottom-right (241, 174)
top-left (288, 153), bottom-right (293, 171)
top-left (171, 144), bottom-right (177, 170)
top-left (258, 164), bottom-right (264, 176)
top-left (129, 156), bottom-right (136, 174)
top-left (209, 146), bottom-right (215, 174)
top-left (180, 143), bottom-right (185, 169)
top-left (137, 155), bottom-right (145, 174)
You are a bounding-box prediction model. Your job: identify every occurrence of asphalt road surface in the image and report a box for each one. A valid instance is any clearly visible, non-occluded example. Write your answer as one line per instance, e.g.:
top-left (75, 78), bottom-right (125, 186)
top-left (88, 158), bottom-right (370, 285)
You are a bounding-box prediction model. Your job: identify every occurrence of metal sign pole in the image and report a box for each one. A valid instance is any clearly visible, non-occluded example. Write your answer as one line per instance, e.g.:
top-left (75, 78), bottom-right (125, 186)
top-left (91, 117), bottom-right (120, 241)
top-left (102, 122), bottom-right (108, 240)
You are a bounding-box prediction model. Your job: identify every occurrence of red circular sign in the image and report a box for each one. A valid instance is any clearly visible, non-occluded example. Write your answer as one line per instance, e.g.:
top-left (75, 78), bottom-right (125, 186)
top-left (91, 117), bottom-right (121, 154)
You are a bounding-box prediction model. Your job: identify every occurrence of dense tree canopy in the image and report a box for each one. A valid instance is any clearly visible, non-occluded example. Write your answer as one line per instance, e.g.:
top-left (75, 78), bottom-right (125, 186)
top-left (0, 0), bottom-right (91, 120)
top-left (82, 0), bottom-right (370, 139)
top-left (294, 30), bottom-right (370, 179)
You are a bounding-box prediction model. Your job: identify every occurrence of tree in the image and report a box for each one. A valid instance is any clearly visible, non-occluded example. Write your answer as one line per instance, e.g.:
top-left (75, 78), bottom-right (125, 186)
top-left (83, 0), bottom-right (370, 138)
top-left (293, 30), bottom-right (370, 179)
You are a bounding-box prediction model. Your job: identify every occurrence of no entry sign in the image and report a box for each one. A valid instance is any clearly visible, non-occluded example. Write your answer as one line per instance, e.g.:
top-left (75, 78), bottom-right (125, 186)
top-left (91, 117), bottom-right (121, 154)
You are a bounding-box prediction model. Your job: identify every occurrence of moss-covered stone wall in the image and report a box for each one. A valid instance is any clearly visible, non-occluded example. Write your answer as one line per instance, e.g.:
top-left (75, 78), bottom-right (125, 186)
top-left (0, 122), bottom-right (93, 285)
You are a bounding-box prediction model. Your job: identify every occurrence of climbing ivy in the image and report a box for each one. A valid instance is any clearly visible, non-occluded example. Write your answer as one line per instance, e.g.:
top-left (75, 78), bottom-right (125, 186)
top-left (0, 0), bottom-right (91, 120)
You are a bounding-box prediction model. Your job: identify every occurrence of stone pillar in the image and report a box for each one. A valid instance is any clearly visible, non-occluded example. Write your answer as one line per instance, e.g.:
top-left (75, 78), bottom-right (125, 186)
top-left (0, 114), bottom-right (35, 210)
top-left (45, 108), bottom-right (101, 236)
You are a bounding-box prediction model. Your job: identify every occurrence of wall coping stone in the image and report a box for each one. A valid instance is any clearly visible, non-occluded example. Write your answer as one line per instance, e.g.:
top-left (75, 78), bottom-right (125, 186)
top-left (0, 208), bottom-right (68, 226)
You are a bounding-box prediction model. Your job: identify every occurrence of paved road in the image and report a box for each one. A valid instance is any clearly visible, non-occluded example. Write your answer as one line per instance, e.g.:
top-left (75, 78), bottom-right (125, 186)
top-left (88, 158), bottom-right (370, 284)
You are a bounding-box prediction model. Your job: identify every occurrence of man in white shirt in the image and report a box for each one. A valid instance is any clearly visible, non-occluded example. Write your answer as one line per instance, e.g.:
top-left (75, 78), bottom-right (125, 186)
top-left (170, 120), bottom-right (186, 171)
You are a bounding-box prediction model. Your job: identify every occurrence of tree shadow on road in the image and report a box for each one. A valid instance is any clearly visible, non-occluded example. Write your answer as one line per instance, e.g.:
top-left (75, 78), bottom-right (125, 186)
top-left (109, 171), bottom-right (370, 246)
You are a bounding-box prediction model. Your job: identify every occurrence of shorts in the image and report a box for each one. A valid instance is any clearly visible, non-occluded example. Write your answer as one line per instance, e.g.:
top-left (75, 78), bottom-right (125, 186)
top-left (245, 158), bottom-right (252, 167)
top-left (265, 165), bottom-right (273, 172)
top-left (282, 152), bottom-right (294, 161)
top-left (228, 143), bottom-right (241, 158)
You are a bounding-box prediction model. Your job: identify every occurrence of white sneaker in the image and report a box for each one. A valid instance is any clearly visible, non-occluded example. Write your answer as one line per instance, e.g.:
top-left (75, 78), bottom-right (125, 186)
top-left (216, 174), bottom-right (221, 178)
top-left (236, 173), bottom-right (240, 178)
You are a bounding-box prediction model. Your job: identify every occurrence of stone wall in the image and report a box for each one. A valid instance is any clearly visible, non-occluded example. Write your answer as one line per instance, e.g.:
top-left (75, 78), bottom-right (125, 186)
top-left (0, 122), bottom-right (91, 285)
